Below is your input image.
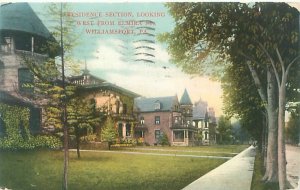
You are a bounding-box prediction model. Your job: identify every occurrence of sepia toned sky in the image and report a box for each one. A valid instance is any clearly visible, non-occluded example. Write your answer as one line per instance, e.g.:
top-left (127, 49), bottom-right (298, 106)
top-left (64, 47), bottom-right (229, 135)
top-left (30, 2), bottom-right (224, 117)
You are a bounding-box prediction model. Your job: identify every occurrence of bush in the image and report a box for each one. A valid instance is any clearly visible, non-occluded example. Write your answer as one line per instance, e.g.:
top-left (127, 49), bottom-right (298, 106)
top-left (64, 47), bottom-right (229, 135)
top-left (158, 134), bottom-right (170, 146)
top-left (0, 135), bottom-right (62, 150)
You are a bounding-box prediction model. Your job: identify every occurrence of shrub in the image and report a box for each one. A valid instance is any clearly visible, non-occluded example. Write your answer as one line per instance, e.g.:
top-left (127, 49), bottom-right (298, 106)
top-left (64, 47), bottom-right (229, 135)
top-left (158, 134), bottom-right (170, 146)
top-left (0, 135), bottom-right (62, 150)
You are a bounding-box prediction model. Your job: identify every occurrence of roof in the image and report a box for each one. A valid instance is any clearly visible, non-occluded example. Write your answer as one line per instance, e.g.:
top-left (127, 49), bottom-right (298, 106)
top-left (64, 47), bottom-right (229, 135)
top-left (82, 82), bottom-right (140, 98)
top-left (134, 96), bottom-right (178, 112)
top-left (68, 72), bottom-right (106, 84)
top-left (180, 89), bottom-right (193, 105)
top-left (0, 3), bottom-right (52, 39)
top-left (193, 99), bottom-right (208, 120)
top-left (0, 91), bottom-right (38, 108)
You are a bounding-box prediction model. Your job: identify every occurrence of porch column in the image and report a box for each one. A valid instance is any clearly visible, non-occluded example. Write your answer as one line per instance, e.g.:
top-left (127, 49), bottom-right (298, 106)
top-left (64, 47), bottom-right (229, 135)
top-left (186, 130), bottom-right (189, 144)
top-left (122, 123), bottom-right (126, 138)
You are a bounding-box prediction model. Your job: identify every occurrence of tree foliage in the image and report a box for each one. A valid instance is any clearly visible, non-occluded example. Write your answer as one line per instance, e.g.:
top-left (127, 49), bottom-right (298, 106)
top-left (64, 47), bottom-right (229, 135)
top-left (286, 105), bottom-right (300, 145)
top-left (217, 115), bottom-right (232, 144)
top-left (0, 103), bottom-right (61, 150)
top-left (101, 116), bottom-right (117, 150)
top-left (161, 3), bottom-right (300, 188)
top-left (68, 97), bottom-right (99, 158)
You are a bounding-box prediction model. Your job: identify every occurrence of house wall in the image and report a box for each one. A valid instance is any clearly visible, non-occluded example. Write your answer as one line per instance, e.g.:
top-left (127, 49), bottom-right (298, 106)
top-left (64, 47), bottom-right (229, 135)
top-left (0, 42), bottom-right (47, 93)
top-left (139, 111), bottom-right (173, 145)
top-left (79, 90), bottom-right (136, 140)
top-left (0, 52), bottom-right (22, 92)
top-left (82, 91), bottom-right (134, 116)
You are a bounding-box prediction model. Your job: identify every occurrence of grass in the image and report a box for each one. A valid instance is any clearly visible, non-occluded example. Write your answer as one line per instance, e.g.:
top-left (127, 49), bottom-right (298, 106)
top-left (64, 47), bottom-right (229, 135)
top-left (0, 145), bottom-right (247, 190)
top-left (113, 145), bottom-right (248, 157)
top-left (251, 152), bottom-right (279, 190)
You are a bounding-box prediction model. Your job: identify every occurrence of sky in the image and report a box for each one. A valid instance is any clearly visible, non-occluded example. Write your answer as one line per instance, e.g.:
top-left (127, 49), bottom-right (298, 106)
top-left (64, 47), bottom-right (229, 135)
top-left (30, 2), bottom-right (224, 117)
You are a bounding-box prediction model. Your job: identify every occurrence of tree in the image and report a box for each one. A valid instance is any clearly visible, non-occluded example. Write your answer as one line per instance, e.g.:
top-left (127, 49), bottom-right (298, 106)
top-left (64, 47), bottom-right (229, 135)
top-left (101, 117), bottom-right (117, 150)
top-left (22, 3), bottom-right (80, 190)
top-left (222, 59), bottom-right (266, 145)
top-left (161, 3), bottom-right (300, 189)
top-left (67, 97), bottom-right (99, 158)
top-left (217, 116), bottom-right (232, 144)
top-left (47, 3), bottom-right (80, 190)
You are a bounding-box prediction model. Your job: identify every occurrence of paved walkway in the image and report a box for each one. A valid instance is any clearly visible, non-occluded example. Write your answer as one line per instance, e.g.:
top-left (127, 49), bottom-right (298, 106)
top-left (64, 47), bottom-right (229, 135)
top-left (182, 146), bottom-right (256, 190)
top-left (286, 145), bottom-right (300, 189)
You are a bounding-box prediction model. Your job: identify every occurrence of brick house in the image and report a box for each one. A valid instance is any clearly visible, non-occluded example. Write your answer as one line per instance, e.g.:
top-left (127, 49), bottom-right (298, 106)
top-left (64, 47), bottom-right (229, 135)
top-left (134, 89), bottom-right (198, 146)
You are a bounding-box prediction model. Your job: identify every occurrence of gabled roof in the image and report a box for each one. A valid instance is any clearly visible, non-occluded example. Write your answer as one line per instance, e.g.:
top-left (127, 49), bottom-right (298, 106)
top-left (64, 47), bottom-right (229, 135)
top-left (180, 89), bottom-right (193, 105)
top-left (0, 3), bottom-right (52, 39)
top-left (82, 82), bottom-right (140, 98)
top-left (134, 96), bottom-right (178, 112)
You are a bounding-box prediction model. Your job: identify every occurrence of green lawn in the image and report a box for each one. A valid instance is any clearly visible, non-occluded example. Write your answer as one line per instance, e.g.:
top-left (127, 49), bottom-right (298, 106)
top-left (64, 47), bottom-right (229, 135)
top-left (251, 152), bottom-right (279, 190)
top-left (113, 145), bottom-right (248, 157)
top-left (0, 145), bottom-right (247, 190)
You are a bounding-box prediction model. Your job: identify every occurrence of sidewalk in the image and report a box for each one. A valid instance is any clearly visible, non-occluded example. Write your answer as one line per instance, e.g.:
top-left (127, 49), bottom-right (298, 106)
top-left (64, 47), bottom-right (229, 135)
top-left (182, 145), bottom-right (256, 190)
top-left (286, 145), bottom-right (300, 189)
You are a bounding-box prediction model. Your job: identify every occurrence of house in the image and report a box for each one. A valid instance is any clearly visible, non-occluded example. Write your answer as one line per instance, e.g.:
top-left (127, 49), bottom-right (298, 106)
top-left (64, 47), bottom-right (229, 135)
top-left (69, 64), bottom-right (140, 141)
top-left (193, 99), bottom-right (217, 145)
top-left (134, 89), bottom-right (197, 146)
top-left (0, 3), bottom-right (57, 134)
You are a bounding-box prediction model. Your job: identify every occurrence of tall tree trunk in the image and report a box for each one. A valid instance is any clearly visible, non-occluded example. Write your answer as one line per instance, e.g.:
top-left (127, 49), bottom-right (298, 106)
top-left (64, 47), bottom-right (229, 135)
top-left (247, 62), bottom-right (278, 182)
top-left (278, 82), bottom-right (287, 190)
top-left (262, 113), bottom-right (268, 168)
top-left (76, 130), bottom-right (81, 159)
top-left (262, 69), bottom-right (278, 182)
top-left (62, 106), bottom-right (68, 190)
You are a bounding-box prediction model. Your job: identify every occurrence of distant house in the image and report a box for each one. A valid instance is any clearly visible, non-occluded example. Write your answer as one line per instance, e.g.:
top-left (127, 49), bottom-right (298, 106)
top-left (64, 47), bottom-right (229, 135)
top-left (69, 65), bottom-right (140, 141)
top-left (193, 99), bottom-right (217, 145)
top-left (134, 89), bottom-right (197, 146)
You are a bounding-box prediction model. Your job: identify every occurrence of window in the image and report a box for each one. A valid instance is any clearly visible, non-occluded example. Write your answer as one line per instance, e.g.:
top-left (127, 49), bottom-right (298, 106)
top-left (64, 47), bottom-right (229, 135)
top-left (155, 130), bottom-right (161, 140)
top-left (173, 131), bottom-right (184, 142)
top-left (123, 104), bottom-right (127, 114)
top-left (174, 117), bottom-right (178, 123)
top-left (118, 123), bottom-right (123, 137)
top-left (116, 101), bottom-right (120, 114)
top-left (0, 61), bottom-right (4, 85)
top-left (154, 101), bottom-right (161, 110)
top-left (140, 117), bottom-right (145, 125)
top-left (18, 68), bottom-right (34, 94)
top-left (155, 116), bottom-right (160, 125)
top-left (205, 131), bottom-right (208, 140)
top-left (0, 114), bottom-right (5, 138)
top-left (126, 123), bottom-right (131, 137)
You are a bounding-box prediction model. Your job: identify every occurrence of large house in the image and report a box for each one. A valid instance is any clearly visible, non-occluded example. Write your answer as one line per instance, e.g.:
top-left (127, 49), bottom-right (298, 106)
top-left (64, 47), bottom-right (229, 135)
top-left (0, 3), bottom-right (57, 134)
top-left (134, 89), bottom-right (198, 146)
top-left (193, 99), bottom-right (217, 145)
top-left (69, 65), bottom-right (140, 141)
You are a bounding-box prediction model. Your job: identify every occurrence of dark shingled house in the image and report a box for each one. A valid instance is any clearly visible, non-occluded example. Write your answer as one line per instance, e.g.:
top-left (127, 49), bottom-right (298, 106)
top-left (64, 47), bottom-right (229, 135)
top-left (0, 3), bottom-right (56, 134)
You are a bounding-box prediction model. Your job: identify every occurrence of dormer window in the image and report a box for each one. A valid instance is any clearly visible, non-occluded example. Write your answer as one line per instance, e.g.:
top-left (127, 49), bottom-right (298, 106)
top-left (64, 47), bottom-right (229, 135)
top-left (140, 117), bottom-right (145, 125)
top-left (154, 100), bottom-right (161, 110)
